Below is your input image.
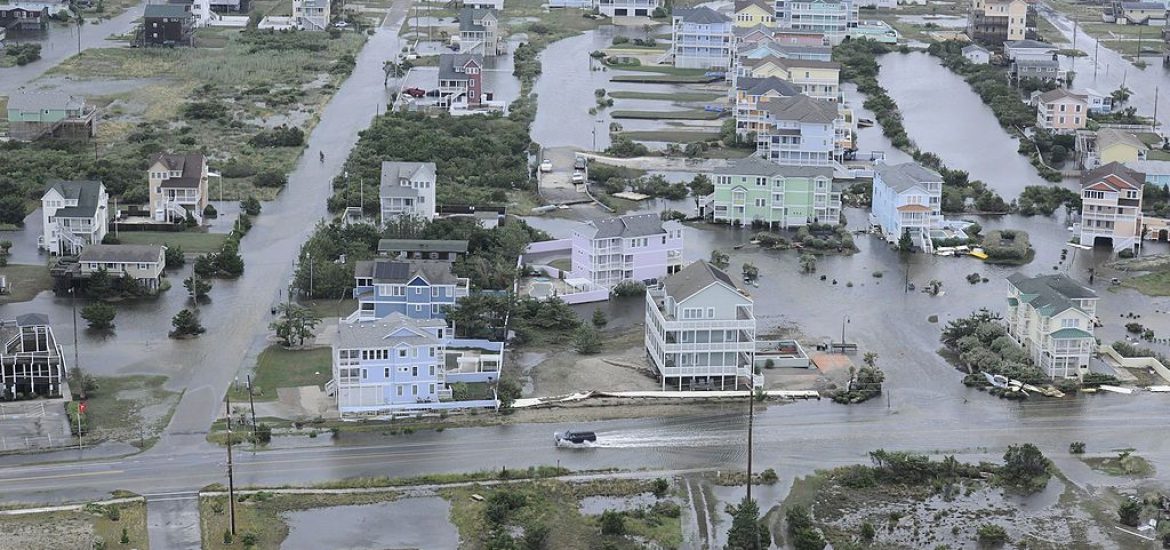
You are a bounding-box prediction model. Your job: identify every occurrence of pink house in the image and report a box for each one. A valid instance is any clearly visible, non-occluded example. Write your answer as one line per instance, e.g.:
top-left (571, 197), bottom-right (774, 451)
top-left (1035, 88), bottom-right (1087, 133)
top-left (570, 213), bottom-right (685, 289)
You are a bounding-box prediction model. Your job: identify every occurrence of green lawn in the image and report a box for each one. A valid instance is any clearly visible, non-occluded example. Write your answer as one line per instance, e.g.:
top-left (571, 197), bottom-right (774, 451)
top-left (230, 346), bottom-right (333, 402)
top-left (548, 258), bottom-right (572, 271)
top-left (604, 63), bottom-right (708, 77)
top-left (200, 492), bottom-right (400, 549)
top-left (115, 231), bottom-right (228, 255)
top-left (607, 91), bottom-right (724, 102)
top-left (0, 263), bottom-right (53, 304)
top-left (1146, 150), bottom-right (1170, 161)
top-left (618, 130), bottom-right (720, 143)
top-left (1122, 269), bottom-right (1170, 295)
top-left (611, 109), bottom-right (721, 120)
top-left (300, 298), bottom-right (357, 321)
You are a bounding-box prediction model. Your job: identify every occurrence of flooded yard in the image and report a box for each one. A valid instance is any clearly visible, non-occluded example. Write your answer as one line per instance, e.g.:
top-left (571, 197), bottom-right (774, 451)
top-left (282, 496), bottom-right (458, 549)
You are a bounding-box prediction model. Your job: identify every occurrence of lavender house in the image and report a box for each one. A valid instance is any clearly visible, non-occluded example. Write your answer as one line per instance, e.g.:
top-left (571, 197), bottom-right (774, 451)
top-left (570, 213), bottom-right (684, 289)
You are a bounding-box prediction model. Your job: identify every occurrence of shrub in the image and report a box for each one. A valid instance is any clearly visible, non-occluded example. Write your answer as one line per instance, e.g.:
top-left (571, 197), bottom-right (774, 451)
top-left (610, 280), bottom-right (645, 297)
top-left (240, 196), bottom-right (262, 216)
top-left (203, 204), bottom-right (218, 218)
top-left (81, 303), bottom-right (116, 330)
top-left (248, 125), bottom-right (305, 147)
top-left (1119, 498), bottom-right (1142, 527)
top-left (253, 171), bottom-right (287, 188)
top-left (1069, 441), bottom-right (1086, 454)
top-left (976, 524), bottom-right (1008, 546)
top-left (599, 509), bottom-right (626, 535)
top-left (651, 477), bottom-right (669, 498)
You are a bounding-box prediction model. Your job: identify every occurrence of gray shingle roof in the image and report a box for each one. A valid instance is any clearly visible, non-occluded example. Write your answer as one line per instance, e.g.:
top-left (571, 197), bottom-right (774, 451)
top-left (1005, 39), bottom-right (1055, 49)
top-left (1081, 161), bottom-right (1144, 190)
top-left (673, 6), bottom-right (731, 24)
top-left (355, 259), bottom-right (460, 285)
top-left (7, 92), bottom-right (86, 112)
top-left (584, 213), bottom-right (668, 239)
top-left (437, 53), bottom-right (483, 81)
top-left (761, 94), bottom-right (838, 123)
top-left (663, 260), bottom-right (741, 301)
top-left (714, 156), bottom-right (834, 179)
top-left (336, 312), bottom-right (446, 349)
top-left (1094, 129), bottom-right (1147, 155)
top-left (1036, 88), bottom-right (1084, 103)
top-left (458, 8), bottom-right (495, 32)
top-left (736, 76), bottom-right (801, 97)
top-left (1121, 2), bottom-right (1164, 10)
top-left (151, 153), bottom-right (206, 189)
top-left (378, 239), bottom-right (469, 255)
top-left (44, 180), bottom-right (104, 218)
top-left (745, 54), bottom-right (840, 70)
top-left (875, 162), bottom-right (942, 193)
top-left (381, 185), bottom-right (420, 199)
top-left (1016, 58), bottom-right (1060, 69)
top-left (1007, 273), bottom-right (1096, 316)
top-left (380, 161), bottom-right (436, 183)
top-left (78, 244), bottom-right (164, 264)
top-left (962, 44), bottom-right (988, 55)
top-left (144, 4), bottom-right (192, 18)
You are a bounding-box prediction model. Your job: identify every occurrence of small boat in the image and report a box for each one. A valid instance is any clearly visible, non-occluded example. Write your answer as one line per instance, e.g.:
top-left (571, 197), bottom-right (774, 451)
top-left (969, 248), bottom-right (988, 260)
top-left (857, 118), bottom-right (875, 128)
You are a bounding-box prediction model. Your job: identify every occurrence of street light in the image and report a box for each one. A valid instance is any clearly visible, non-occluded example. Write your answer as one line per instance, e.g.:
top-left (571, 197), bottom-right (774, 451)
top-left (840, 316), bottom-right (850, 349)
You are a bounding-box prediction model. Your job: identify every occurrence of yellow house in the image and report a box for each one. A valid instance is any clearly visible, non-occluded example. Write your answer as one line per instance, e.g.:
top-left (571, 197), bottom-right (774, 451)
top-left (742, 56), bottom-right (841, 102)
top-left (1097, 128), bottom-right (1147, 165)
top-left (734, 0), bottom-right (775, 28)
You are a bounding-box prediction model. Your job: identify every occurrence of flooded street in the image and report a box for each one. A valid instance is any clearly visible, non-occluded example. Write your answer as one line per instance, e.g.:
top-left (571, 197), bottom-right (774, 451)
top-left (0, 3), bottom-right (147, 96)
top-left (878, 52), bottom-right (1053, 198)
top-left (1040, 4), bottom-right (1170, 127)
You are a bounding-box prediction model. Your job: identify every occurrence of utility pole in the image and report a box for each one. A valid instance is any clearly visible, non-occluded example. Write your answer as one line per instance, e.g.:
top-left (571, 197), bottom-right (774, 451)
top-left (246, 374), bottom-right (257, 439)
top-left (1094, 40), bottom-right (1100, 78)
top-left (745, 381), bottom-right (754, 502)
top-left (840, 316), bottom-right (849, 349)
top-left (1155, 86), bottom-right (1160, 128)
top-left (225, 397), bottom-right (237, 536)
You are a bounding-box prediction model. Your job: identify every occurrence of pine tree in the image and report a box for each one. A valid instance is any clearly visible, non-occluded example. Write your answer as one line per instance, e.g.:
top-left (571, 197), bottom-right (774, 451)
top-left (727, 497), bottom-right (771, 550)
top-left (170, 309), bottom-right (205, 337)
top-left (81, 303), bottom-right (116, 330)
top-left (591, 307), bottom-right (608, 328)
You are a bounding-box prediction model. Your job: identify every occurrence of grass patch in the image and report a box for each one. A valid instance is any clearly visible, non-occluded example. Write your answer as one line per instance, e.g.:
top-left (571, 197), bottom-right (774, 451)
top-left (604, 64), bottom-right (708, 76)
top-left (611, 109), bottom-right (721, 120)
top-left (199, 491), bottom-right (399, 549)
top-left (0, 263), bottom-right (53, 304)
top-left (1121, 268), bottom-right (1170, 295)
top-left (17, 31), bottom-right (366, 208)
top-left (228, 345), bottom-right (333, 402)
top-left (1081, 452), bottom-right (1155, 477)
top-left (114, 231), bottom-right (228, 254)
top-left (505, 0), bottom-right (604, 44)
top-left (610, 74), bottom-right (716, 83)
top-left (85, 375), bottom-right (180, 448)
top-left (617, 130), bottom-right (720, 142)
top-left (442, 477), bottom-right (675, 550)
top-left (607, 90), bottom-right (723, 102)
top-left (312, 466), bottom-right (570, 489)
top-left (0, 500), bottom-right (150, 549)
top-left (548, 258), bottom-right (572, 272)
top-left (1146, 149), bottom-right (1170, 161)
top-left (298, 298), bottom-right (357, 321)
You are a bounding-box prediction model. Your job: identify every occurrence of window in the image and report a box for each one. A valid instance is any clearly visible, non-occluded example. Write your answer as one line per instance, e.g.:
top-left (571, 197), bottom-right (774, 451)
top-left (707, 307), bottom-right (714, 318)
top-left (431, 287), bottom-right (439, 297)
top-left (412, 366), bottom-right (418, 377)
top-left (415, 305), bottom-right (423, 312)
top-left (429, 384), bottom-right (435, 394)
top-left (384, 367), bottom-right (390, 378)
top-left (361, 369), bottom-right (367, 379)
top-left (429, 365), bottom-right (435, 376)
top-left (397, 385), bottom-right (403, 396)
top-left (399, 349), bottom-right (407, 357)
top-left (429, 347), bottom-right (436, 357)
top-left (412, 385), bottom-right (418, 395)
top-left (1061, 318), bottom-right (1078, 329)
top-left (393, 286), bottom-right (405, 296)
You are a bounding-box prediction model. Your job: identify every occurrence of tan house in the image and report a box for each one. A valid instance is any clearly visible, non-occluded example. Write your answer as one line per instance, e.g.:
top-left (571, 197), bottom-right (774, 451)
top-left (969, 0), bottom-right (1030, 44)
top-left (78, 244), bottom-right (167, 290)
top-left (1006, 273), bottom-right (1098, 379)
top-left (1035, 88), bottom-right (1087, 133)
top-left (1078, 162), bottom-right (1144, 252)
top-left (148, 153), bottom-right (209, 224)
top-left (734, 0), bottom-right (774, 28)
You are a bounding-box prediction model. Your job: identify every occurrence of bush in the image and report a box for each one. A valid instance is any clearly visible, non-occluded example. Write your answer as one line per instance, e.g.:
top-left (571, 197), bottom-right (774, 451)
top-left (203, 204), bottom-right (218, 218)
top-left (599, 510), bottom-right (626, 535)
top-left (240, 196), bottom-right (262, 216)
top-left (651, 478), bottom-right (669, 498)
top-left (81, 303), bottom-right (116, 330)
top-left (253, 171), bottom-right (287, 188)
top-left (610, 280), bottom-right (646, 297)
top-left (1069, 441), bottom-right (1086, 454)
top-left (248, 125), bottom-right (305, 147)
top-left (976, 523), bottom-right (1008, 546)
top-left (574, 325), bottom-right (602, 354)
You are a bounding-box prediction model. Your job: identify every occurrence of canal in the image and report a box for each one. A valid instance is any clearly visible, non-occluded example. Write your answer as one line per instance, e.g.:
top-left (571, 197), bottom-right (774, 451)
top-left (877, 51), bottom-right (1052, 199)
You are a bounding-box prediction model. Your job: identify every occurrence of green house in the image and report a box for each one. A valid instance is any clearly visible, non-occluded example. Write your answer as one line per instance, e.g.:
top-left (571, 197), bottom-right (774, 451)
top-left (711, 157), bottom-right (841, 228)
top-left (6, 92), bottom-right (97, 141)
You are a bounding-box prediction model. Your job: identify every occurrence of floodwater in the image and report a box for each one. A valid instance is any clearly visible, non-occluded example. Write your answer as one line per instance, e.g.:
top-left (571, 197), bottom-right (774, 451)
top-left (1040, 6), bottom-right (1170, 128)
top-left (281, 497), bottom-right (459, 550)
top-left (0, 2), bottom-right (148, 96)
top-left (877, 52), bottom-right (1053, 198)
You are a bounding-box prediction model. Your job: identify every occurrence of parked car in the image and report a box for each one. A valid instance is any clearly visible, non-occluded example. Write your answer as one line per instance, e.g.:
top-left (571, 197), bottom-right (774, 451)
top-left (539, 160), bottom-right (553, 173)
top-left (554, 430), bottom-right (597, 446)
top-left (574, 156), bottom-right (587, 170)
top-left (403, 87), bottom-right (426, 98)
top-left (571, 172), bottom-right (585, 184)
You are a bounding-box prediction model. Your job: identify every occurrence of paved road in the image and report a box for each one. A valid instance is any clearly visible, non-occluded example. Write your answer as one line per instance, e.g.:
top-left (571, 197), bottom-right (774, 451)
top-left (1, 392), bottom-right (1167, 505)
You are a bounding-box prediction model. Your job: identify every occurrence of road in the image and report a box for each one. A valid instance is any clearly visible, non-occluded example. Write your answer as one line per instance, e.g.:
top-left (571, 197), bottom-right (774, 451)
top-left (1, 391), bottom-right (1167, 503)
top-left (0, 2), bottom-right (148, 96)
